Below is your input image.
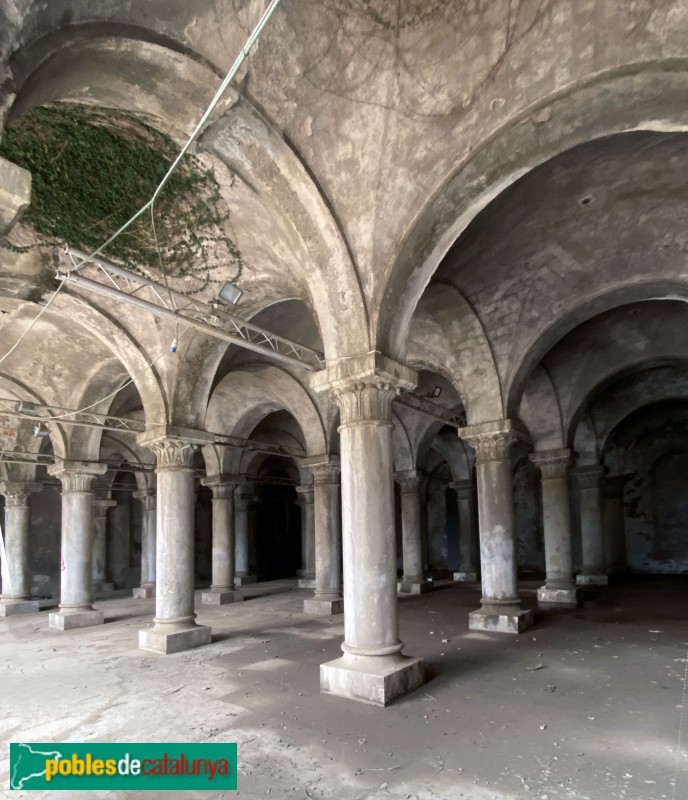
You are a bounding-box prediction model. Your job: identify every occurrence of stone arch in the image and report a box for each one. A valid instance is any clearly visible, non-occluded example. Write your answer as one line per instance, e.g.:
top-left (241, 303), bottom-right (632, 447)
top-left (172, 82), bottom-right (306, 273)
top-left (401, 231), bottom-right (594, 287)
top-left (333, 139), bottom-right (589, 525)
top-left (377, 66), bottom-right (688, 363)
top-left (519, 365), bottom-right (565, 450)
top-left (407, 282), bottom-right (501, 424)
top-left (206, 363), bottom-right (327, 457)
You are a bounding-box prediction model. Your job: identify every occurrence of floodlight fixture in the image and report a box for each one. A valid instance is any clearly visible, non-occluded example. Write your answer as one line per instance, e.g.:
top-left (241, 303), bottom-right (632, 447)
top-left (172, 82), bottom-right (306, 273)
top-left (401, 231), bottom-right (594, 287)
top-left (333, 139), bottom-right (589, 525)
top-left (432, 385), bottom-right (442, 398)
top-left (218, 281), bottom-right (243, 306)
top-left (32, 422), bottom-right (49, 438)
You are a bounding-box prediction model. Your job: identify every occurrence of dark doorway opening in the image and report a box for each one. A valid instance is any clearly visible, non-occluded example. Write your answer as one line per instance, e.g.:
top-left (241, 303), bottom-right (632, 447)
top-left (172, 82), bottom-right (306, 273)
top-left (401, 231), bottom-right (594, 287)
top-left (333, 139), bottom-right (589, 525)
top-left (255, 482), bottom-right (301, 581)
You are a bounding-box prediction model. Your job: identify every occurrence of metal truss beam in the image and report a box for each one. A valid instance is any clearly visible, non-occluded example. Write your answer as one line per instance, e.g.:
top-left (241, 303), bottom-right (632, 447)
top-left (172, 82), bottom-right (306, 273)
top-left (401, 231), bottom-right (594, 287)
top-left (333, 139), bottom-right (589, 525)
top-left (60, 248), bottom-right (326, 372)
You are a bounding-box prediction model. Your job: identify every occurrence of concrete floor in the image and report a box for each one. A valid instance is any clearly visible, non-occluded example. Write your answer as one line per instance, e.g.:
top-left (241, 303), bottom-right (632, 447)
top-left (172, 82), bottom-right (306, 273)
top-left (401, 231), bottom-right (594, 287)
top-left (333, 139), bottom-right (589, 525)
top-left (1, 577), bottom-right (687, 800)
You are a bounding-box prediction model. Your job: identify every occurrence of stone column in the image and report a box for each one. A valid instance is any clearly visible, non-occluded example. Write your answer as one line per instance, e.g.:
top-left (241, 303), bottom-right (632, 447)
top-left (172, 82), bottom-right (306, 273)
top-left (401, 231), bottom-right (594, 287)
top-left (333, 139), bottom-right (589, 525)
top-left (138, 432), bottom-right (212, 654)
top-left (451, 479), bottom-right (478, 582)
top-left (311, 353), bottom-right (424, 706)
top-left (234, 487), bottom-right (257, 586)
top-left (132, 489), bottom-right (156, 598)
top-left (296, 485), bottom-right (316, 589)
top-left (395, 471), bottom-right (429, 594)
top-left (530, 449), bottom-right (580, 607)
top-left (0, 481), bottom-right (42, 615)
top-left (92, 498), bottom-right (116, 594)
top-left (459, 420), bottom-right (533, 634)
top-left (603, 475), bottom-right (627, 573)
top-left (303, 460), bottom-right (343, 615)
top-left (48, 462), bottom-right (107, 630)
top-left (202, 475), bottom-right (242, 605)
top-left (572, 465), bottom-right (609, 586)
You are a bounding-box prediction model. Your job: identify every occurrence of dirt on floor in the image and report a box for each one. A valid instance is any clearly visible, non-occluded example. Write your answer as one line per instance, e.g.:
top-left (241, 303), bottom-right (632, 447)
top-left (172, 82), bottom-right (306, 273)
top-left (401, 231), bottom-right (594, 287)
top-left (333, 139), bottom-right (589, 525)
top-left (1, 576), bottom-right (687, 800)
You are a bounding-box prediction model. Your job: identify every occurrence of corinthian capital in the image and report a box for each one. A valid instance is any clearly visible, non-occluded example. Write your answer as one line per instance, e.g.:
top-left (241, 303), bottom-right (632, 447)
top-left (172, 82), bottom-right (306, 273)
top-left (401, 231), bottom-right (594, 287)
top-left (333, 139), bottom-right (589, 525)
top-left (48, 461), bottom-right (107, 493)
top-left (530, 448), bottom-right (571, 480)
top-left (0, 481), bottom-right (41, 507)
top-left (459, 420), bottom-right (519, 464)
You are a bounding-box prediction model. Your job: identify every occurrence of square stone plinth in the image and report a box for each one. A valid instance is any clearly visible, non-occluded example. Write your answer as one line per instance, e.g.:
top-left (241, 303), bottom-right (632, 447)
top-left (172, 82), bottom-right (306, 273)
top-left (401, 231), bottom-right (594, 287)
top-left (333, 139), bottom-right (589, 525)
top-left (397, 580), bottom-right (432, 595)
top-left (304, 597), bottom-right (343, 615)
top-left (133, 586), bottom-right (155, 599)
top-left (234, 575), bottom-right (257, 587)
top-left (321, 653), bottom-right (424, 706)
top-left (49, 608), bottom-right (104, 630)
top-left (202, 589), bottom-right (243, 605)
top-left (469, 605), bottom-right (534, 634)
top-left (576, 574), bottom-right (609, 586)
top-left (0, 599), bottom-right (40, 616)
top-left (139, 623), bottom-right (212, 655)
top-left (453, 571), bottom-right (478, 583)
top-left (298, 577), bottom-right (316, 589)
top-left (537, 586), bottom-right (580, 608)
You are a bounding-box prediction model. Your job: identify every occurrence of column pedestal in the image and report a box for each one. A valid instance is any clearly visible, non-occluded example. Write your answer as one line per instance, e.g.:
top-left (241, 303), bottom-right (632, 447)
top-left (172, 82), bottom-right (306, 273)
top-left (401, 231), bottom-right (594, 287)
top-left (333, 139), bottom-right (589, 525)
top-left (311, 354), bottom-right (424, 705)
top-left (137, 432), bottom-right (212, 654)
top-left (453, 571), bottom-right (478, 582)
top-left (48, 464), bottom-right (107, 630)
top-left (0, 481), bottom-right (42, 615)
top-left (459, 420), bottom-right (534, 634)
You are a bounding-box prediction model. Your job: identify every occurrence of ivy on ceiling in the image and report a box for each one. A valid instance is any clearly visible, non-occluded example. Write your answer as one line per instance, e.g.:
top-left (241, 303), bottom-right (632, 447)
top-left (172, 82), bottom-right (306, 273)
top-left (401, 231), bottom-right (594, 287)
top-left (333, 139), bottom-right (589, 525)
top-left (0, 103), bottom-right (242, 300)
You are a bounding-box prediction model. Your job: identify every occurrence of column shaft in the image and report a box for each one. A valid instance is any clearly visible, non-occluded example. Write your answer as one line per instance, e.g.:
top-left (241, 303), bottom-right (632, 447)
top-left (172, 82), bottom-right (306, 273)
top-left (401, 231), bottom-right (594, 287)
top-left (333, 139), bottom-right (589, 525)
top-left (202, 478), bottom-right (242, 605)
top-left (573, 466), bottom-right (609, 586)
top-left (234, 489), bottom-right (257, 586)
top-left (0, 482), bottom-right (41, 615)
top-left (460, 420), bottom-right (533, 634)
top-left (396, 473), bottom-right (429, 594)
top-left (133, 491), bottom-right (156, 598)
top-left (303, 462), bottom-right (343, 615)
top-left (531, 450), bottom-right (579, 607)
top-left (451, 480), bottom-right (478, 582)
top-left (138, 436), bottom-right (211, 654)
top-left (297, 486), bottom-right (316, 588)
top-left (48, 463), bottom-right (106, 630)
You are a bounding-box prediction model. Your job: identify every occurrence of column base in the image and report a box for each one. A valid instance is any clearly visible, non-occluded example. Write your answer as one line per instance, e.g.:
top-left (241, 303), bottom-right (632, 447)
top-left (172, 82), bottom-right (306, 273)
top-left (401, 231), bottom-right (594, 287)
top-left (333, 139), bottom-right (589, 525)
top-left (97, 582), bottom-right (115, 593)
top-left (304, 596), bottom-right (344, 615)
top-left (49, 607), bottom-right (104, 630)
top-left (298, 576), bottom-right (316, 589)
top-left (139, 621), bottom-right (212, 654)
top-left (537, 585), bottom-right (581, 608)
top-left (453, 571), bottom-right (478, 582)
top-left (576, 573), bottom-right (609, 586)
top-left (0, 598), bottom-right (40, 616)
top-left (234, 574), bottom-right (257, 586)
top-left (202, 588), bottom-right (243, 605)
top-left (320, 652), bottom-right (424, 706)
top-left (133, 585), bottom-right (156, 599)
top-left (469, 603), bottom-right (534, 634)
top-left (397, 579), bottom-right (432, 595)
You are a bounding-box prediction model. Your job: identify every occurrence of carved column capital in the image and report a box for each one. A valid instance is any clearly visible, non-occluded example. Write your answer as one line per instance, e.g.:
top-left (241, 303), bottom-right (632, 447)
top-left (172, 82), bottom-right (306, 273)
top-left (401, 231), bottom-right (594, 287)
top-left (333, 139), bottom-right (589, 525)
top-left (0, 481), bottom-right (42, 507)
top-left (395, 470), bottom-right (421, 494)
top-left (296, 485), bottom-right (315, 503)
top-left (459, 420), bottom-right (519, 464)
top-left (571, 464), bottom-right (606, 491)
top-left (201, 474), bottom-right (241, 500)
top-left (137, 426), bottom-right (212, 471)
top-left (93, 498), bottom-right (117, 518)
top-left (530, 448), bottom-right (571, 480)
top-left (449, 479), bottom-right (473, 501)
top-left (48, 461), bottom-right (107, 493)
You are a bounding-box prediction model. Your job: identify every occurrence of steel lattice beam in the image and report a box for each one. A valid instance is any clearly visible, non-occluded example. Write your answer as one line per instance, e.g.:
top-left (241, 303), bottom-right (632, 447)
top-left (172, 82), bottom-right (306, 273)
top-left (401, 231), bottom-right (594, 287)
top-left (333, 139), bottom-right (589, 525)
top-left (60, 248), bottom-right (326, 372)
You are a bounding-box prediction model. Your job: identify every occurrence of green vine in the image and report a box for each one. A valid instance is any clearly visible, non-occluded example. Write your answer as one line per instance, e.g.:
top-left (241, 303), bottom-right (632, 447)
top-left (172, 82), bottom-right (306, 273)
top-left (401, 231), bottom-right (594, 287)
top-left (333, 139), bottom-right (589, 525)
top-left (0, 103), bottom-right (241, 296)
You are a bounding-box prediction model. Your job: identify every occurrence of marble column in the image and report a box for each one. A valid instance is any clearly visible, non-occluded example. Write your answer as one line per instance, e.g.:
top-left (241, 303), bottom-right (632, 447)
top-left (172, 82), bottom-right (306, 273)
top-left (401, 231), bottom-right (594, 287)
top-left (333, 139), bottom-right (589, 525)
top-left (297, 485), bottom-right (316, 589)
top-left (0, 481), bottom-right (42, 615)
top-left (303, 460), bottom-right (343, 615)
top-left (138, 433), bottom-right (212, 654)
top-left (530, 449), bottom-right (580, 607)
top-left (459, 420), bottom-right (533, 634)
top-left (396, 471), bottom-right (430, 594)
top-left (451, 479), bottom-right (478, 582)
top-left (603, 475), bottom-right (627, 573)
top-left (234, 487), bottom-right (257, 586)
top-left (572, 465), bottom-right (609, 586)
top-left (202, 475), bottom-right (242, 604)
top-left (132, 489), bottom-right (156, 598)
top-left (92, 498), bottom-right (116, 594)
top-left (311, 353), bottom-right (424, 705)
top-left (48, 462), bottom-right (107, 630)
